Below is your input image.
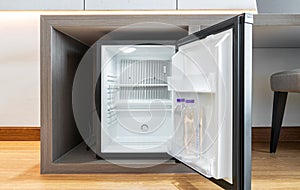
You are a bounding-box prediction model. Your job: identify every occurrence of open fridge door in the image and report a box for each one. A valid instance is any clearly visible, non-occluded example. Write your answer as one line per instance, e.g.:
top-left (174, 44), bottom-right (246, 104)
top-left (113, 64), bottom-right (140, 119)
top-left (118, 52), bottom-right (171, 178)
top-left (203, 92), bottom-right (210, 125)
top-left (168, 14), bottom-right (253, 190)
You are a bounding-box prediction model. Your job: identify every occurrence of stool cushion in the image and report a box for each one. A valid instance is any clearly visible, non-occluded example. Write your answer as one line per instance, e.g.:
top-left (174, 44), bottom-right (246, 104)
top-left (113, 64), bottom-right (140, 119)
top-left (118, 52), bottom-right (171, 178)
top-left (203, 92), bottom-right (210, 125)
top-left (271, 69), bottom-right (300, 92)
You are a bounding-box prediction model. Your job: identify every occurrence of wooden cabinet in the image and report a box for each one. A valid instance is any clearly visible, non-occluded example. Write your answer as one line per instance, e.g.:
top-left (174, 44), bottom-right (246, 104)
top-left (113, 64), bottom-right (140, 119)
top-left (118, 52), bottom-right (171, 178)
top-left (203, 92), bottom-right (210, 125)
top-left (40, 14), bottom-right (254, 190)
top-left (0, 0), bottom-right (83, 10)
top-left (85, 0), bottom-right (176, 10)
top-left (40, 14), bottom-right (236, 174)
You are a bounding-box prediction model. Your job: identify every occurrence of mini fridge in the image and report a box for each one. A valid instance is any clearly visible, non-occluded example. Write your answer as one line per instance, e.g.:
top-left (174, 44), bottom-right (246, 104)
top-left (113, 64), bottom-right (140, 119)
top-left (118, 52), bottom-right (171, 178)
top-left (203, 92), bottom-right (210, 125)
top-left (74, 13), bottom-right (252, 190)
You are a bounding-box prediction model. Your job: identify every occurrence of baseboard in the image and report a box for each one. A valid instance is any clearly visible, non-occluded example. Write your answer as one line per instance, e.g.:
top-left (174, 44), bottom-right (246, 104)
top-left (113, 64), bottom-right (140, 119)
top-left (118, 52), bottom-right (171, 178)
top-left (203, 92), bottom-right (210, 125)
top-left (0, 126), bottom-right (299, 142)
top-left (252, 126), bottom-right (300, 142)
top-left (0, 127), bottom-right (40, 141)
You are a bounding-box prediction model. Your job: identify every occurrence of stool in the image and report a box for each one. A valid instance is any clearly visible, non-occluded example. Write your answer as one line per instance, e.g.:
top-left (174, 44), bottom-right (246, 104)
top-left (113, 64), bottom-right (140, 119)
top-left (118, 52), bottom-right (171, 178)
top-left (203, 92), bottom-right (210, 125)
top-left (270, 69), bottom-right (300, 153)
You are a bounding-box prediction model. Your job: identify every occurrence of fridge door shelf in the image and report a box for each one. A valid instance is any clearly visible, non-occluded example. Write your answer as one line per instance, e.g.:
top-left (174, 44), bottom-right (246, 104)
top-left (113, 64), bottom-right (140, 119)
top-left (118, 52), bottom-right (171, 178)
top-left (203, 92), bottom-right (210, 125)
top-left (167, 74), bottom-right (216, 93)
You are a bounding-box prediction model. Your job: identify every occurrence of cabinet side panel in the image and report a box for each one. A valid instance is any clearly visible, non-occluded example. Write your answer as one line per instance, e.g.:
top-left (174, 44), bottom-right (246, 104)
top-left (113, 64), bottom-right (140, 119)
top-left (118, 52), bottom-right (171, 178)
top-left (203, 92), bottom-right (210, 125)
top-left (51, 29), bottom-right (88, 161)
top-left (41, 18), bottom-right (52, 173)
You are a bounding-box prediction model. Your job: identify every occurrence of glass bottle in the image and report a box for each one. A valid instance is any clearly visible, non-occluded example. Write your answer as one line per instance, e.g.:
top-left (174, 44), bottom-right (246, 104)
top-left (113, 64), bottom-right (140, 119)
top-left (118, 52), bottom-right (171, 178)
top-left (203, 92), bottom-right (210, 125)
top-left (173, 98), bottom-right (185, 156)
top-left (183, 99), bottom-right (198, 159)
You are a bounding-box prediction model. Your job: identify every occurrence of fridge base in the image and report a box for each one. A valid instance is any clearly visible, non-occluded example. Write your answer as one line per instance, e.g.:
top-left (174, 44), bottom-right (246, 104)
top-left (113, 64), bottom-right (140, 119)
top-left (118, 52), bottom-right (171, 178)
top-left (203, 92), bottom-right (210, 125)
top-left (101, 140), bottom-right (169, 153)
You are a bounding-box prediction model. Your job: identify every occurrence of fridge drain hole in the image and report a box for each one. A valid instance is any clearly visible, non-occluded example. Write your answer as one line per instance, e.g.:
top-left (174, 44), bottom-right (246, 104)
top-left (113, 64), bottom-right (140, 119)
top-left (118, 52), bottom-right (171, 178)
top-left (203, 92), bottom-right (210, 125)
top-left (141, 124), bottom-right (149, 132)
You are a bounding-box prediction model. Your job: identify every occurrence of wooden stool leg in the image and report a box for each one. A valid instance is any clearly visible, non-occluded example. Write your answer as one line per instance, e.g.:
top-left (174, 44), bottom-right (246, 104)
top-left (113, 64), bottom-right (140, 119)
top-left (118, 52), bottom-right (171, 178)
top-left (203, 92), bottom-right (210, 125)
top-left (270, 91), bottom-right (288, 153)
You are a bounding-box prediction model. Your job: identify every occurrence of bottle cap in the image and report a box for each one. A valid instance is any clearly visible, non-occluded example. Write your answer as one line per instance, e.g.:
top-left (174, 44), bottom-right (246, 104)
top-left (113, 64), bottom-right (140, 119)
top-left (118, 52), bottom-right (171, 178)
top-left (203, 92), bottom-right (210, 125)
top-left (185, 99), bottom-right (194, 103)
top-left (176, 98), bottom-right (185, 102)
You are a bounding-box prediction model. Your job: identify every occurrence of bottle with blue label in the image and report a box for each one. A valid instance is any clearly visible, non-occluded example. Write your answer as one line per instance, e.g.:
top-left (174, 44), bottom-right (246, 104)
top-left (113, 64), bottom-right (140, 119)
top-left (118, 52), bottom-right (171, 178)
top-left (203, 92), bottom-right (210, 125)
top-left (183, 99), bottom-right (199, 159)
top-left (173, 98), bottom-right (185, 156)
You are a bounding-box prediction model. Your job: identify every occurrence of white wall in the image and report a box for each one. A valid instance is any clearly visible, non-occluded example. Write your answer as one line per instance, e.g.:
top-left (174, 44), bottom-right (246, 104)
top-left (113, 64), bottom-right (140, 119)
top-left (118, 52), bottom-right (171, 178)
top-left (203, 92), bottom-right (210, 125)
top-left (0, 11), bottom-right (95, 127)
top-left (253, 48), bottom-right (300, 127)
top-left (0, 12), bottom-right (300, 127)
top-left (0, 12), bottom-right (40, 126)
top-left (0, 0), bottom-right (84, 10)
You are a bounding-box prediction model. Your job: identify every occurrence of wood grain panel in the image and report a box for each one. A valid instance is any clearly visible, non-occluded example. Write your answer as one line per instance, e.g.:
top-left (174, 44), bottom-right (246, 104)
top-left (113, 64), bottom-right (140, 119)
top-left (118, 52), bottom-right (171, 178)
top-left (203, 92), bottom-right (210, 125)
top-left (51, 29), bottom-right (89, 161)
top-left (0, 127), bottom-right (40, 141)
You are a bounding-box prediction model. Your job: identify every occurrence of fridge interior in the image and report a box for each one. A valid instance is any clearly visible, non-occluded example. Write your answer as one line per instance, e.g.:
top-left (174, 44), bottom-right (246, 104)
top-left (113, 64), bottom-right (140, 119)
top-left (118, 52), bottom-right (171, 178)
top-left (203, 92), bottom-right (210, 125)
top-left (168, 29), bottom-right (233, 180)
top-left (101, 45), bottom-right (175, 153)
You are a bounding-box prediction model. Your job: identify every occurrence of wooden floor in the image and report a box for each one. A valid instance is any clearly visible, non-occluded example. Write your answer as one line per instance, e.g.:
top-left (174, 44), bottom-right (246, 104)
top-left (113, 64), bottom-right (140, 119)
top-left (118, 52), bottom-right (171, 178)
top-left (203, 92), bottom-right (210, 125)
top-left (0, 142), bottom-right (299, 190)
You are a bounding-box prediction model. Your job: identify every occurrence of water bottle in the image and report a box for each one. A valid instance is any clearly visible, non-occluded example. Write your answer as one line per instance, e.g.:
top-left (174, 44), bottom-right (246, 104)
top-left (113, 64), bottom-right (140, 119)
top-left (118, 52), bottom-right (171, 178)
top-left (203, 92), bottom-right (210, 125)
top-left (183, 99), bottom-right (198, 159)
top-left (173, 98), bottom-right (185, 155)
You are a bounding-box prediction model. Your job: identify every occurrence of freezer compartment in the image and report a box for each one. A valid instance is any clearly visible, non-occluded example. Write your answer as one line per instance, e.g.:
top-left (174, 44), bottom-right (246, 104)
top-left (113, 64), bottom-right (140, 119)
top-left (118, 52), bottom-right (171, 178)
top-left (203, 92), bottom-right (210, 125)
top-left (101, 44), bottom-right (175, 153)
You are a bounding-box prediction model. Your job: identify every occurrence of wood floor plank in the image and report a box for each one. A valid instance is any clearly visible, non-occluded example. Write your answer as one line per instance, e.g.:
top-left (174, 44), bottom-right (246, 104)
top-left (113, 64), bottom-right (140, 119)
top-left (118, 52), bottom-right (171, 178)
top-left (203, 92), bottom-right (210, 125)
top-left (0, 141), bottom-right (299, 189)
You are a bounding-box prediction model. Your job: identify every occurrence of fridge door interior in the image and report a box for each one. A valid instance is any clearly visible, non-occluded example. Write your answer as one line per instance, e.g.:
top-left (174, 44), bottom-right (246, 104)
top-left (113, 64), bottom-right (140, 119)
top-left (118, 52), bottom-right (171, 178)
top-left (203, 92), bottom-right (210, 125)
top-left (169, 27), bottom-right (233, 180)
top-left (168, 14), bottom-right (253, 189)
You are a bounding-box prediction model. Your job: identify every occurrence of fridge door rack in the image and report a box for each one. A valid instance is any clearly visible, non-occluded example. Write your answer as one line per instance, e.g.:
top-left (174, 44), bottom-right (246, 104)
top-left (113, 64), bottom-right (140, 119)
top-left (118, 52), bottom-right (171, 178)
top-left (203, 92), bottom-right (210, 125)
top-left (167, 74), bottom-right (216, 93)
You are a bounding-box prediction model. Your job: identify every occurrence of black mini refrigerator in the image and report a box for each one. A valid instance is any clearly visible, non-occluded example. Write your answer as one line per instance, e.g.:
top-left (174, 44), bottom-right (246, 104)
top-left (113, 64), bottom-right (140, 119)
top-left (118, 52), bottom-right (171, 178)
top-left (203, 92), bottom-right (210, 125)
top-left (73, 13), bottom-right (253, 190)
